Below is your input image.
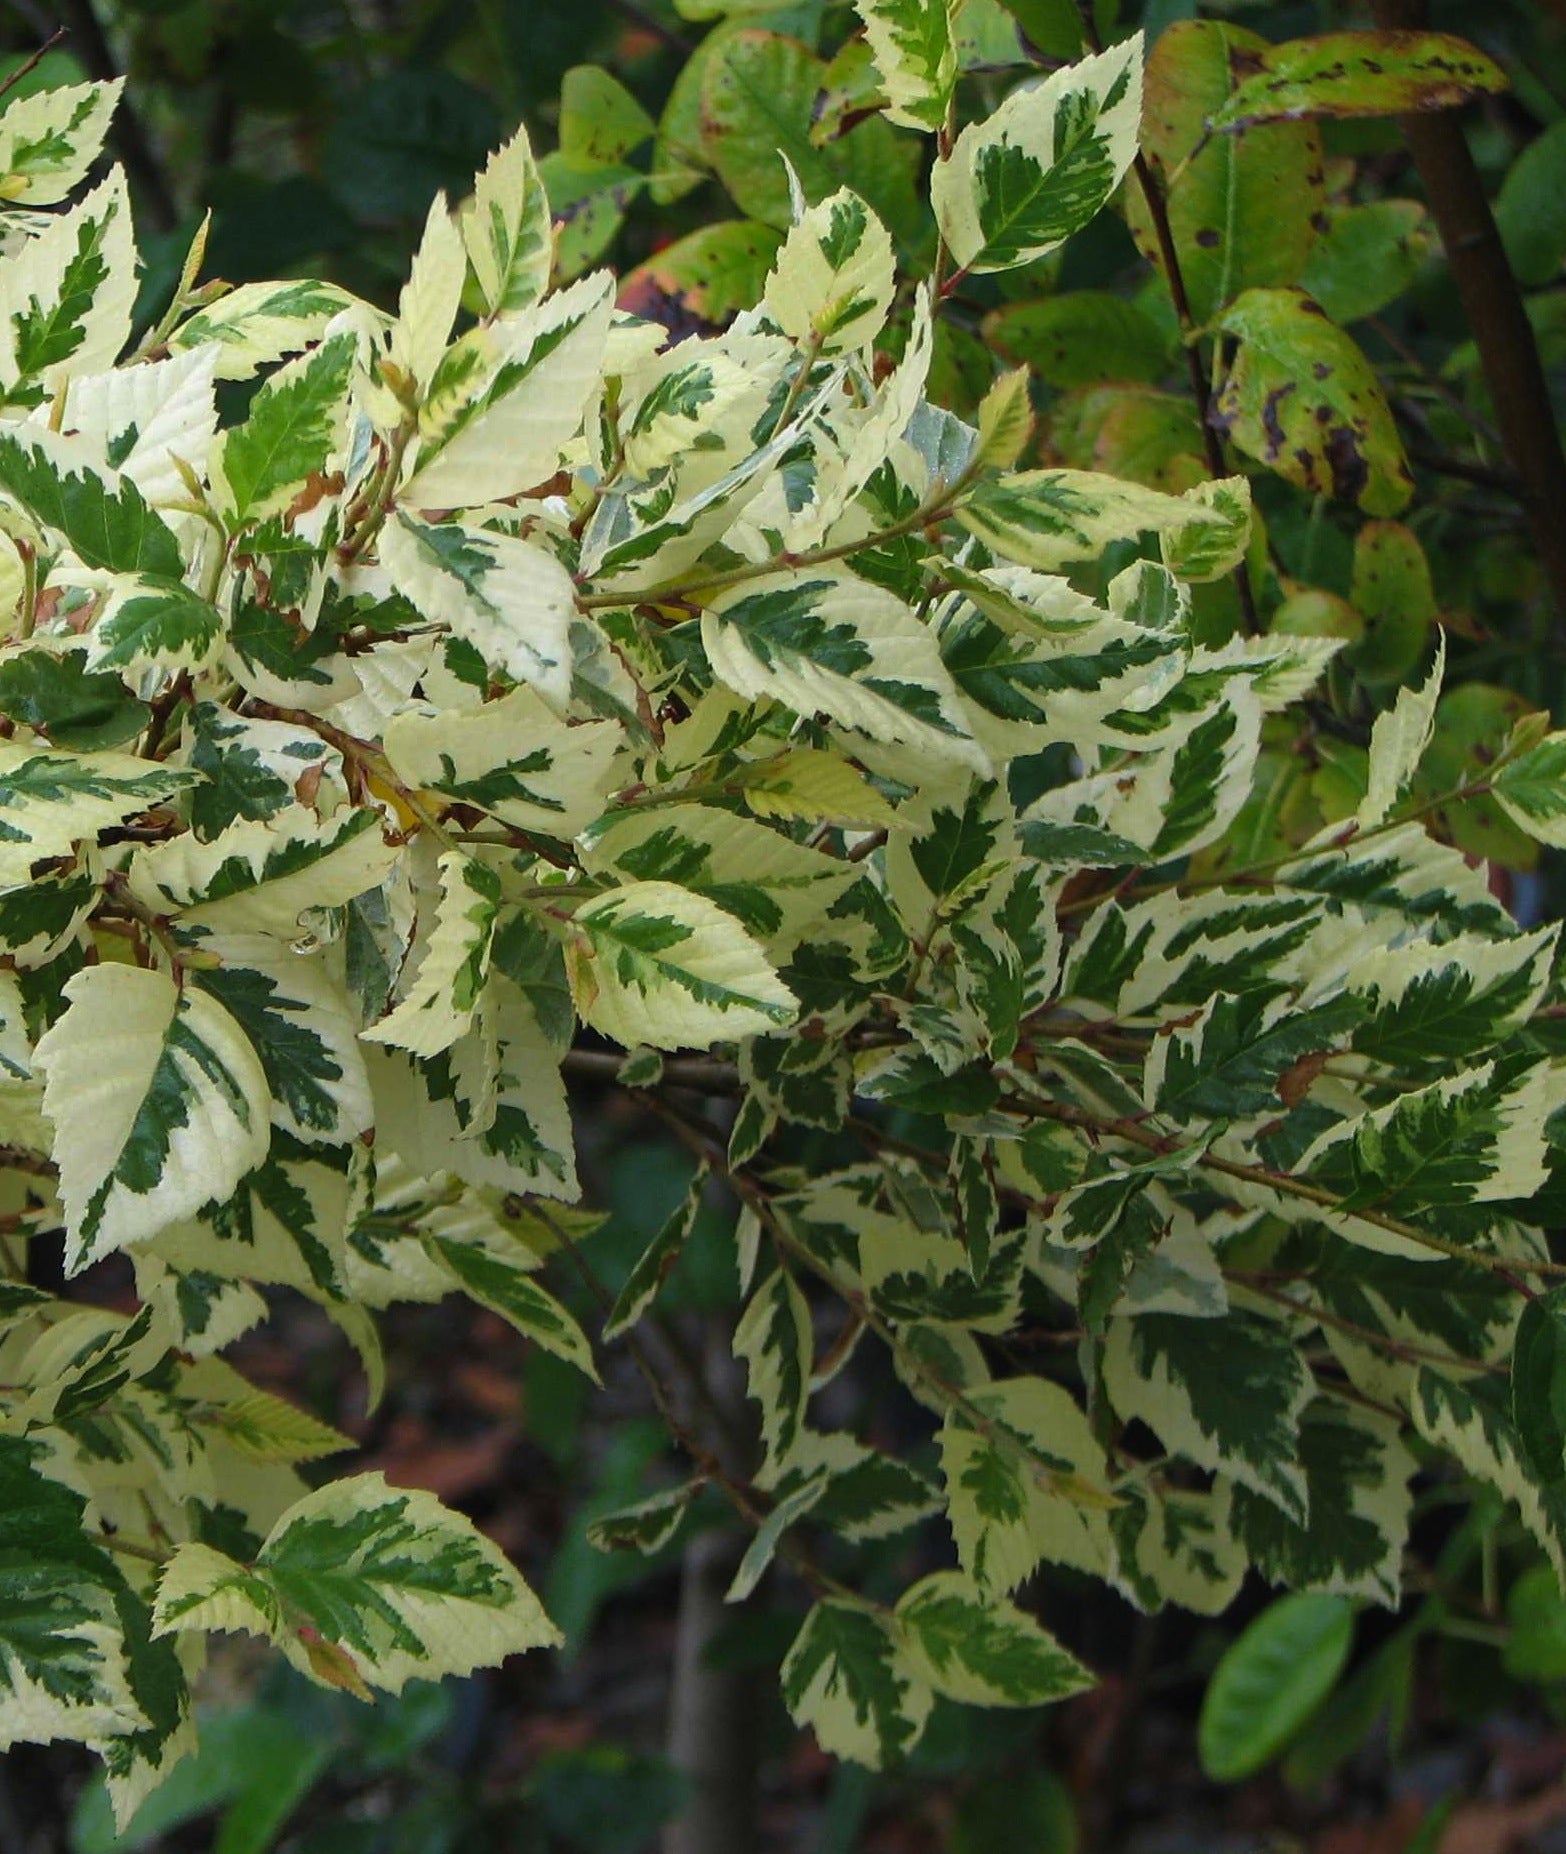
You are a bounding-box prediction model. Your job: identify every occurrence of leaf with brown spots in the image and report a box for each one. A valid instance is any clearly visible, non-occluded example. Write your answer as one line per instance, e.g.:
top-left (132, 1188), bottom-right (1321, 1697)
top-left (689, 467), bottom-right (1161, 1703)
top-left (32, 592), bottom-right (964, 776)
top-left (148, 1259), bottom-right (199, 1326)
top-left (1416, 682), bottom-right (1540, 873)
top-left (1126, 20), bottom-right (1324, 325)
top-left (1347, 520), bottom-right (1437, 688)
top-left (618, 220), bottom-right (782, 337)
top-left (1213, 287), bottom-right (1413, 516)
top-left (1208, 30), bottom-right (1507, 135)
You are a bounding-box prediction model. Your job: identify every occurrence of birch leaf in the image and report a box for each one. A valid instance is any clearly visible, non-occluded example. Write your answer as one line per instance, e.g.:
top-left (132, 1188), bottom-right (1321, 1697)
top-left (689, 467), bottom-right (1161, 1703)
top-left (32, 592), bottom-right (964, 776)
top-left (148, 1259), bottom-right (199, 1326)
top-left (402, 272), bottom-right (614, 510)
top-left (703, 571), bottom-right (985, 772)
top-left (0, 80), bottom-right (121, 205)
top-left (0, 167), bottom-right (136, 404)
top-left (764, 186), bottom-right (896, 354)
top-left (781, 1601), bottom-right (932, 1768)
top-left (855, 0), bottom-right (960, 133)
top-left (129, 806), bottom-right (398, 937)
top-left (895, 1570), bottom-right (1093, 1706)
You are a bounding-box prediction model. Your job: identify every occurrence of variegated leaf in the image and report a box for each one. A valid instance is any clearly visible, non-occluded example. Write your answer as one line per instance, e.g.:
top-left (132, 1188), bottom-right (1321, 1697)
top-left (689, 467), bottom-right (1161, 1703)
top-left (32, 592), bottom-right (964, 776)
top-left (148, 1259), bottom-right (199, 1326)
top-left (735, 1265), bottom-right (813, 1475)
top-left (703, 571), bottom-right (986, 772)
top-left (1358, 637), bottom-right (1444, 828)
top-left (153, 1473), bottom-right (560, 1693)
top-left (383, 686), bottom-right (623, 840)
top-left (932, 36), bottom-right (1143, 273)
top-left (1109, 1480), bottom-right (1245, 1617)
top-left (0, 167), bottom-right (136, 405)
top-left (129, 805), bottom-right (397, 937)
top-left (363, 851), bottom-right (502, 1059)
top-left (35, 964), bottom-right (271, 1272)
top-left (939, 1376), bottom-right (1112, 1594)
top-left (0, 80), bottom-right (121, 205)
top-left (462, 124), bottom-right (553, 320)
top-left (1410, 1368), bottom-right (1566, 1579)
top-left (213, 334), bottom-right (355, 525)
top-left (566, 880), bottom-right (797, 1051)
top-left (855, 0), bottom-right (959, 132)
top-left (1299, 1061), bottom-right (1558, 1258)
top-left (379, 512), bottom-right (575, 708)
top-left (190, 932), bottom-right (374, 1145)
top-left (368, 979), bottom-right (578, 1203)
top-left (401, 272), bottom-right (614, 510)
top-left (0, 742), bottom-right (193, 889)
top-left (781, 1601), bottom-right (932, 1768)
top-left (957, 468), bottom-right (1222, 571)
top-left (582, 804), bottom-right (856, 953)
top-left (1103, 1312), bottom-right (1312, 1521)
top-left (0, 1437), bottom-right (155, 1753)
top-left (1226, 1398), bottom-right (1413, 1607)
top-left (168, 279), bottom-right (361, 381)
top-left (763, 186), bottom-right (896, 353)
top-left (895, 1571), bottom-right (1092, 1706)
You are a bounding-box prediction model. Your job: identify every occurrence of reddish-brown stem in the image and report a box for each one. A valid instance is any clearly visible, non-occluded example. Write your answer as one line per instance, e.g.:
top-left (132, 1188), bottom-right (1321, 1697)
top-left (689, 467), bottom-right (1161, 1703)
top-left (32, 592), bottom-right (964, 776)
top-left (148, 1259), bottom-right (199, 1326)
top-left (1371, 0), bottom-right (1566, 639)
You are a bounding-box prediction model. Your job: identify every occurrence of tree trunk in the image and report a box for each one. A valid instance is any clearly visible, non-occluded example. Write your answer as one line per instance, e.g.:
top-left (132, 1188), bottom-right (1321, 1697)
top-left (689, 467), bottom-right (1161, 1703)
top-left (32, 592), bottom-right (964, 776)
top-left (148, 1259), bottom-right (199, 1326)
top-left (662, 1530), bottom-right (760, 1854)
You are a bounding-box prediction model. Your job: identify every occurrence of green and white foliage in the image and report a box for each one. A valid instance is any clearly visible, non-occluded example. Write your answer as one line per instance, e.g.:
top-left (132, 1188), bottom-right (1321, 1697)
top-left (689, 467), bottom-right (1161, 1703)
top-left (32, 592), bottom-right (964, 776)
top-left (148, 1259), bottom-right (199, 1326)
top-left (932, 36), bottom-right (1143, 273)
top-left (5, 52), bottom-right (1566, 1811)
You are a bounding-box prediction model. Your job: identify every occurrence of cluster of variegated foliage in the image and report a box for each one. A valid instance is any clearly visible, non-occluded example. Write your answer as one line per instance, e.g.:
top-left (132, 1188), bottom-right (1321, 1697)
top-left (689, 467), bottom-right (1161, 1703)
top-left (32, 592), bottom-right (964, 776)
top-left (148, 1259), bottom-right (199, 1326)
top-left (6, 25), bottom-right (1566, 1812)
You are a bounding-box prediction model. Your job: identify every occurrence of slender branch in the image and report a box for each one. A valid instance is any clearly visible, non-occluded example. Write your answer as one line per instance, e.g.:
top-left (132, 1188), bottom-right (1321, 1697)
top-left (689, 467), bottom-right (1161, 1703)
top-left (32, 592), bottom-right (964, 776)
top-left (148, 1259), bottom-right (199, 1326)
top-left (0, 25), bottom-right (62, 104)
top-left (1009, 1092), bottom-right (1556, 1284)
top-left (1370, 313), bottom-right (1505, 449)
top-left (1370, 0), bottom-right (1566, 638)
top-left (1234, 1272), bottom-right (1499, 1375)
top-left (251, 702), bottom-right (465, 856)
top-left (98, 1530), bottom-right (170, 1566)
top-left (337, 420), bottom-right (417, 570)
top-left (648, 1094), bottom-right (1121, 1512)
top-left (1404, 440), bottom-right (1523, 495)
top-left (574, 476), bottom-right (973, 611)
top-left (531, 1200), bottom-right (859, 1605)
top-left (563, 1048), bottom-right (741, 1093)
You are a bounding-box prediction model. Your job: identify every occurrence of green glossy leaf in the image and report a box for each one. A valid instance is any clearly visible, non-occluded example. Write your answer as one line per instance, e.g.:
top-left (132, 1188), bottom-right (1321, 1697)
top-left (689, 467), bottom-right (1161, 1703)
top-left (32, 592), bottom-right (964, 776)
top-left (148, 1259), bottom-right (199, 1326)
top-left (0, 647), bottom-right (148, 749)
top-left (1497, 121), bottom-right (1566, 289)
top-left (1197, 1593), bottom-right (1354, 1781)
top-left (984, 293), bottom-right (1168, 388)
top-left (1299, 200), bottom-right (1435, 325)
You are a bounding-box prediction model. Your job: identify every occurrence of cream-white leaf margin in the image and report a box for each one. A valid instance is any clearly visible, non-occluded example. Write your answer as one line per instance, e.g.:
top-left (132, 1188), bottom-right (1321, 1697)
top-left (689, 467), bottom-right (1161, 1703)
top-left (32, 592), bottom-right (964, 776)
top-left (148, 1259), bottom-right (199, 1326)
top-left (152, 1473), bottom-right (561, 1694)
top-left (35, 964), bottom-right (271, 1273)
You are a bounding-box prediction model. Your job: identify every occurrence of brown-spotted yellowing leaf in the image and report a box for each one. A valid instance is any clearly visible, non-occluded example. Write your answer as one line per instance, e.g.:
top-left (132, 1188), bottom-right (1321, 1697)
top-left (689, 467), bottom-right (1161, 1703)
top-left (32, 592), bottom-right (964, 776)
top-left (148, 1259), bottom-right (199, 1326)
top-left (617, 221), bottom-right (782, 336)
top-left (1212, 287), bottom-right (1413, 517)
top-left (1125, 20), bottom-right (1323, 325)
top-left (1207, 30), bottom-right (1508, 135)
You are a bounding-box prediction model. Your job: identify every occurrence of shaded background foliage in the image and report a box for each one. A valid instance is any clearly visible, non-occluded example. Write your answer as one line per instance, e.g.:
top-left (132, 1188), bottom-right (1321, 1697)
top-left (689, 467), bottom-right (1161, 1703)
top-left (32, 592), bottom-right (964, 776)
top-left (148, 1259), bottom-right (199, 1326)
top-left (7, 1), bottom-right (1566, 1851)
